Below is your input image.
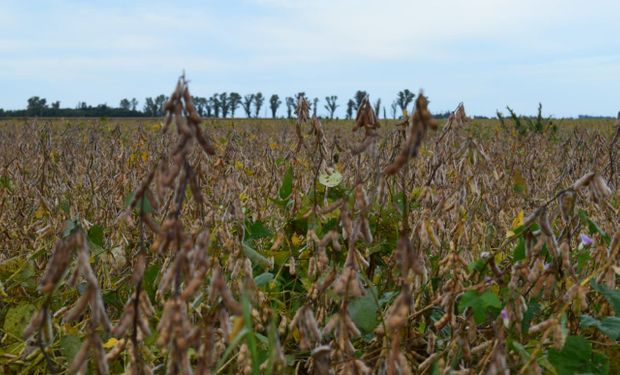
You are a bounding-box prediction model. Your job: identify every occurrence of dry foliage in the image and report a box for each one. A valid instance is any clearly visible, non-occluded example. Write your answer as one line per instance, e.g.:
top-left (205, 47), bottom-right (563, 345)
top-left (0, 78), bottom-right (619, 375)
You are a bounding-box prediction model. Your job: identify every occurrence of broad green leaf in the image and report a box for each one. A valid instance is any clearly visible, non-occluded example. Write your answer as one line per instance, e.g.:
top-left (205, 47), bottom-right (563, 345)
top-left (60, 335), bottom-right (81, 365)
top-left (88, 224), bottom-right (105, 248)
top-left (245, 220), bottom-right (272, 241)
top-left (3, 304), bottom-right (37, 340)
top-left (548, 335), bottom-right (609, 375)
top-left (124, 191), bottom-right (153, 214)
top-left (279, 166), bottom-right (293, 200)
top-left (348, 287), bottom-right (379, 334)
top-left (591, 280), bottom-right (620, 315)
top-left (581, 315), bottom-right (620, 340)
top-left (254, 272), bottom-right (274, 287)
top-left (458, 290), bottom-right (502, 324)
top-left (513, 237), bottom-right (526, 261)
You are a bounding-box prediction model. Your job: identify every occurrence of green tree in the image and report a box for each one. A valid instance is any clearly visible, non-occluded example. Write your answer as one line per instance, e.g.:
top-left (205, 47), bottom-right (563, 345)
top-left (219, 93), bottom-right (230, 118)
top-left (396, 89), bottom-right (415, 113)
top-left (312, 97), bottom-right (319, 117)
top-left (390, 101), bottom-right (398, 119)
top-left (353, 90), bottom-right (368, 111)
top-left (143, 97), bottom-right (157, 116)
top-left (229, 92), bottom-right (241, 118)
top-left (192, 96), bottom-right (208, 117)
top-left (373, 98), bottom-right (381, 117)
top-left (285, 97), bottom-right (295, 119)
top-left (324, 96), bottom-right (338, 119)
top-left (210, 94), bottom-right (221, 118)
top-left (269, 94), bottom-right (281, 119)
top-left (242, 94), bottom-right (254, 118)
top-left (154, 95), bottom-right (168, 116)
top-left (27, 96), bottom-right (48, 116)
top-left (119, 98), bottom-right (131, 110)
top-left (254, 92), bottom-right (265, 118)
top-left (346, 99), bottom-right (355, 120)
top-left (130, 98), bottom-right (138, 111)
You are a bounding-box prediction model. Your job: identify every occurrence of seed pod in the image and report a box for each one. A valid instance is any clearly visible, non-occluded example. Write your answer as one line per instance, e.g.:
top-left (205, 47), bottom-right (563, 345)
top-left (572, 172), bottom-right (595, 189)
top-left (528, 318), bottom-right (556, 334)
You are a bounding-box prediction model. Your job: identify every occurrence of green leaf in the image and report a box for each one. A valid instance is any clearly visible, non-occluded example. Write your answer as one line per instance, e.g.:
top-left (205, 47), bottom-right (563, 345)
top-left (241, 292), bottom-right (260, 374)
top-left (458, 290), bottom-right (502, 324)
top-left (88, 224), bottom-right (105, 248)
top-left (348, 287), bottom-right (379, 334)
top-left (548, 335), bottom-right (609, 375)
top-left (60, 335), bottom-right (81, 365)
top-left (318, 170), bottom-right (343, 188)
top-left (0, 176), bottom-right (12, 190)
top-left (579, 210), bottom-right (611, 244)
top-left (242, 243), bottom-right (273, 270)
top-left (467, 260), bottom-right (487, 273)
top-left (143, 264), bottom-right (161, 301)
top-left (591, 280), bottom-right (620, 315)
top-left (124, 191), bottom-right (153, 214)
top-left (63, 219), bottom-right (78, 238)
top-left (581, 315), bottom-right (620, 340)
top-left (245, 220), bottom-right (272, 241)
top-left (254, 272), bottom-right (274, 287)
top-left (513, 237), bottom-right (526, 261)
top-left (3, 303), bottom-right (37, 340)
top-left (279, 166), bottom-right (293, 200)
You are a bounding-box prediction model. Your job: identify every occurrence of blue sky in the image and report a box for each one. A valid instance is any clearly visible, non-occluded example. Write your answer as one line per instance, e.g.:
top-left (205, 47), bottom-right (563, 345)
top-left (1, 0), bottom-right (619, 117)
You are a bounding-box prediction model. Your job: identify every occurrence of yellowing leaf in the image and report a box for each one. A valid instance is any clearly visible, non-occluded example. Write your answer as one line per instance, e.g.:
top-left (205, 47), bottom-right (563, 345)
top-left (269, 142), bottom-right (278, 150)
top-left (103, 337), bottom-right (118, 349)
top-left (512, 210), bottom-right (524, 229)
top-left (291, 233), bottom-right (303, 247)
top-left (239, 192), bottom-right (249, 202)
top-left (234, 160), bottom-right (244, 170)
top-left (229, 316), bottom-right (244, 341)
top-left (34, 205), bottom-right (47, 219)
top-left (141, 151), bottom-right (148, 162)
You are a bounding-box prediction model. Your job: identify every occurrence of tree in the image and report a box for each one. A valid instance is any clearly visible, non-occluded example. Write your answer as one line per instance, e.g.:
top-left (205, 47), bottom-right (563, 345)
top-left (353, 90), bottom-right (368, 111)
top-left (143, 97), bottom-right (157, 116)
top-left (192, 96), bottom-right (208, 117)
top-left (285, 97), bottom-right (295, 119)
top-left (130, 98), bottom-right (138, 111)
top-left (27, 96), bottom-right (48, 116)
top-left (219, 93), bottom-right (230, 118)
top-left (210, 94), bottom-right (221, 118)
top-left (396, 89), bottom-right (415, 113)
top-left (254, 92), bottom-right (265, 118)
top-left (373, 98), bottom-right (381, 117)
top-left (51, 101), bottom-right (60, 110)
top-left (312, 97), bottom-right (319, 117)
top-left (295, 92), bottom-right (307, 102)
top-left (390, 101), bottom-right (398, 119)
top-left (242, 94), bottom-right (254, 118)
top-left (346, 99), bottom-right (355, 120)
top-left (324, 96), bottom-right (338, 119)
top-left (229, 93), bottom-right (241, 118)
top-left (154, 95), bottom-right (168, 116)
top-left (119, 98), bottom-right (131, 110)
top-left (269, 94), bottom-right (281, 119)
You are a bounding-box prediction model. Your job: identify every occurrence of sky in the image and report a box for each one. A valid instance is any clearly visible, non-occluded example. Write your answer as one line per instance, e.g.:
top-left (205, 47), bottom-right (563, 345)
top-left (1, 0), bottom-right (619, 117)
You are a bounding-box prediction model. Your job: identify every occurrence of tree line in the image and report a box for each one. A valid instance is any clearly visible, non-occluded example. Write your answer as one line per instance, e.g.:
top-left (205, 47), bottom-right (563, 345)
top-left (0, 89), bottom-right (457, 119)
